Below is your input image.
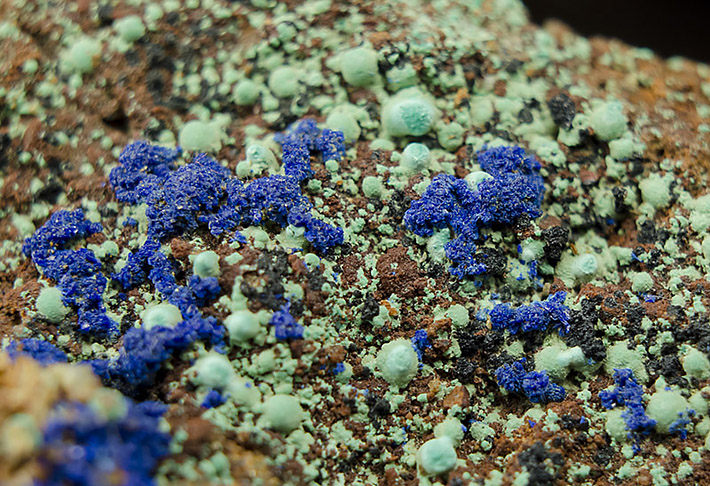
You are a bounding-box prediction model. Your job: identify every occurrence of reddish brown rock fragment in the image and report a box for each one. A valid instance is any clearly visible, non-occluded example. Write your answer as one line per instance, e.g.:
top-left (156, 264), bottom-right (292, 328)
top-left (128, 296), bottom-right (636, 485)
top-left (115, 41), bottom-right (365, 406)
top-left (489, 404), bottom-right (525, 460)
top-left (442, 385), bottom-right (470, 409)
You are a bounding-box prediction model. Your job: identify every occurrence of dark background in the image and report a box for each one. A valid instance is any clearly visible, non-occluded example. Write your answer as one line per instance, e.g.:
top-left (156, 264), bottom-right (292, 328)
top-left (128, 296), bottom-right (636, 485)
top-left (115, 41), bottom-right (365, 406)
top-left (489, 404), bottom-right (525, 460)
top-left (523, 0), bottom-right (710, 63)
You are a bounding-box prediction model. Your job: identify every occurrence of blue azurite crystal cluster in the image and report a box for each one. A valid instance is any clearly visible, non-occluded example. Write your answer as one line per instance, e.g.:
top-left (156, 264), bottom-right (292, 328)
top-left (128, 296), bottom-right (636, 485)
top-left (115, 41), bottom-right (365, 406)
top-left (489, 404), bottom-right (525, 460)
top-left (13, 119), bottom-right (347, 484)
top-left (403, 145), bottom-right (544, 278)
top-left (7, 338), bottom-right (68, 365)
top-left (489, 291), bottom-right (570, 336)
top-left (22, 210), bottom-right (119, 334)
top-left (495, 359), bottom-right (566, 404)
top-left (37, 400), bottom-right (170, 486)
top-left (21, 119), bottom-right (346, 396)
top-left (599, 368), bottom-right (657, 452)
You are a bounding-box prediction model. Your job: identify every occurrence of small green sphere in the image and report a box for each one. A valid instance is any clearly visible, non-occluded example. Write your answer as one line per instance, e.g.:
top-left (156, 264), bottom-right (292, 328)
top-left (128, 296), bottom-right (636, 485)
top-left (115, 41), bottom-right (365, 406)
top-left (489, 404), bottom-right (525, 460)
top-left (572, 254), bottom-right (598, 277)
top-left (690, 391), bottom-right (709, 416)
top-left (326, 109), bottom-right (361, 143)
top-left (417, 437), bottom-right (457, 476)
top-left (36, 287), bottom-right (69, 323)
top-left (233, 79), bottom-right (260, 106)
top-left (639, 173), bottom-right (671, 210)
top-left (101, 240), bottom-right (119, 257)
top-left (464, 170), bottom-right (493, 189)
top-left (246, 144), bottom-right (277, 169)
top-left (683, 347), bottom-right (710, 380)
top-left (605, 408), bottom-right (628, 442)
top-left (89, 388), bottom-right (129, 421)
top-left (630, 271), bottom-right (654, 293)
top-left (226, 377), bottom-right (261, 407)
top-left (646, 390), bottom-right (689, 433)
top-left (376, 339), bottom-right (419, 388)
top-left (1, 413), bottom-right (41, 455)
top-left (340, 46), bottom-right (379, 87)
top-left (389, 99), bottom-right (432, 136)
top-left (193, 250), bottom-right (220, 278)
top-left (385, 63), bottom-right (418, 91)
top-left (434, 418), bottom-right (465, 446)
top-left (437, 121), bottom-right (465, 151)
top-left (225, 311), bottom-right (261, 342)
top-left (141, 303), bottom-right (183, 330)
top-left (609, 138), bottom-right (635, 160)
top-left (275, 21), bottom-right (297, 42)
top-left (361, 176), bottom-right (384, 199)
top-left (179, 120), bottom-right (222, 152)
top-left (590, 101), bottom-right (628, 141)
top-left (325, 159), bottom-right (340, 172)
top-left (604, 342), bottom-right (648, 383)
top-left (64, 37), bottom-right (102, 74)
top-left (268, 66), bottom-right (300, 98)
top-left (400, 143), bottom-right (430, 173)
top-left (535, 343), bottom-right (585, 381)
top-left (22, 59), bottom-right (39, 74)
top-left (445, 304), bottom-right (469, 329)
top-left (114, 15), bottom-right (145, 43)
top-left (192, 352), bottom-right (236, 389)
top-left (263, 394), bottom-right (304, 433)
top-left (383, 89), bottom-right (436, 137)
top-left (237, 143), bottom-right (277, 177)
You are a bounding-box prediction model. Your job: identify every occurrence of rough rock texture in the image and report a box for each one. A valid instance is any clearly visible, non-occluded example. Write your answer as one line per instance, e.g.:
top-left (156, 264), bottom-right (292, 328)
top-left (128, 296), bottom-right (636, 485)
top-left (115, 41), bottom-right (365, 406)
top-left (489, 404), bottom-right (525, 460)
top-left (2, 0), bottom-right (710, 484)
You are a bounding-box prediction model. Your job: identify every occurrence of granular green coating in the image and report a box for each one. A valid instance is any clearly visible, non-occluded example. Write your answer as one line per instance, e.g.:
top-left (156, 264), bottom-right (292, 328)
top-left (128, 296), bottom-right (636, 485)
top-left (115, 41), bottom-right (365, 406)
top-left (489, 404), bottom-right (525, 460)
top-left (5, 0), bottom-right (710, 482)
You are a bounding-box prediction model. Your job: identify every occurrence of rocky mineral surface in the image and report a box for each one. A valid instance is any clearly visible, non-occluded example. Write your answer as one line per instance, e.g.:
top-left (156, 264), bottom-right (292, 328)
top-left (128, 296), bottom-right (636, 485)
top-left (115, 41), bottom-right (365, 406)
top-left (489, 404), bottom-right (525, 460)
top-left (1, 0), bottom-right (710, 485)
